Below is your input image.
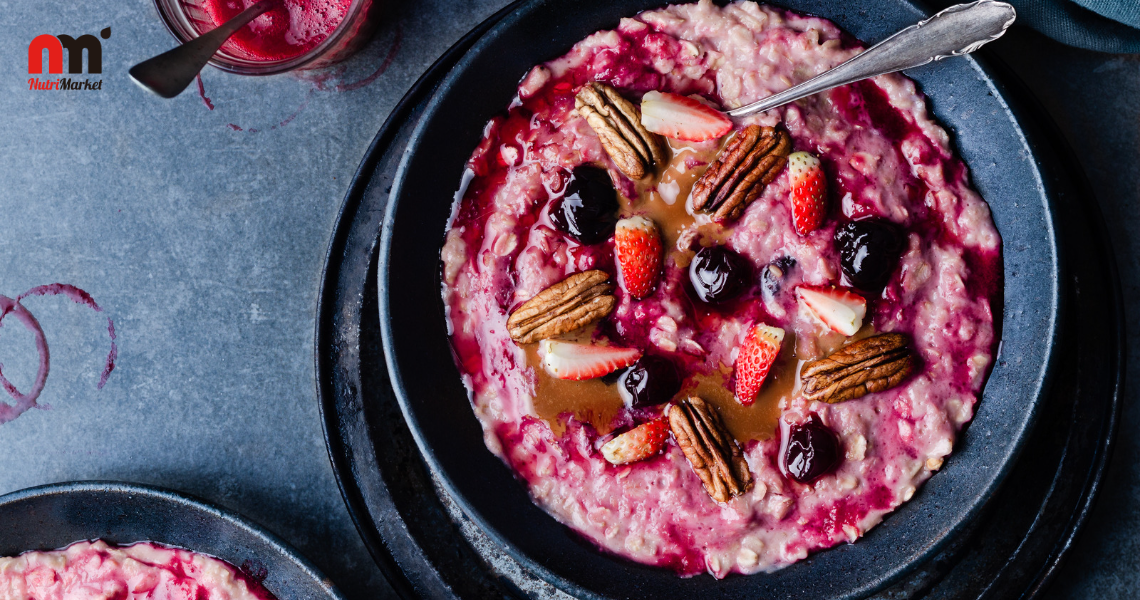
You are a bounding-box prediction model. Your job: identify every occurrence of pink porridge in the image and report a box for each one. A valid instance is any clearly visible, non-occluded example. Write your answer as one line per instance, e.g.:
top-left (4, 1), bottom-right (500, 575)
top-left (0, 540), bottom-right (275, 600)
top-left (440, 0), bottom-right (1001, 577)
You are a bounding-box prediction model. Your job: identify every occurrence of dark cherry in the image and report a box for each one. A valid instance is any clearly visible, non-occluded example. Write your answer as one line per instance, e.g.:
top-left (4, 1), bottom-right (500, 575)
top-left (689, 246), bottom-right (750, 304)
top-left (835, 219), bottom-right (903, 290)
top-left (618, 356), bottom-right (681, 408)
top-left (549, 166), bottom-right (619, 245)
top-left (784, 415), bottom-right (842, 483)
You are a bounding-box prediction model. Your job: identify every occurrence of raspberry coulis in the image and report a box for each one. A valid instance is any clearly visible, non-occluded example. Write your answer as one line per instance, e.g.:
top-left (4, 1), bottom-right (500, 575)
top-left (192, 0), bottom-right (352, 61)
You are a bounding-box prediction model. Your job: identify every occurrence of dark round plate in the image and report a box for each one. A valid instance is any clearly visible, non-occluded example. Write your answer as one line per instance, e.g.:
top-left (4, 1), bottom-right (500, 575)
top-left (0, 481), bottom-right (345, 600)
top-left (378, 0), bottom-right (1060, 598)
top-left (314, 5), bottom-right (1121, 599)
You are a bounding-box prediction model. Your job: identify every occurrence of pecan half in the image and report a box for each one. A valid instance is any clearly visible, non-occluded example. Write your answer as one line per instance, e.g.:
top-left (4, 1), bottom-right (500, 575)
top-left (668, 396), bottom-right (754, 503)
top-left (691, 125), bottom-right (792, 221)
top-left (800, 333), bottom-right (915, 404)
top-left (506, 270), bottom-right (615, 344)
top-left (575, 82), bottom-right (669, 180)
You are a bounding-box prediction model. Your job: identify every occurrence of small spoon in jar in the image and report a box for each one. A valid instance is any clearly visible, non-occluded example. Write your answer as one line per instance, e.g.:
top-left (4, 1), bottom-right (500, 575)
top-left (727, 0), bottom-right (1016, 118)
top-left (130, 0), bottom-right (278, 98)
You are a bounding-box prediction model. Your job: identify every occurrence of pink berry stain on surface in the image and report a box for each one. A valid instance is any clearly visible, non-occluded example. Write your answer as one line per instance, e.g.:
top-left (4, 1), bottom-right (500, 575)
top-left (0, 283), bottom-right (117, 425)
top-left (195, 25), bottom-right (403, 132)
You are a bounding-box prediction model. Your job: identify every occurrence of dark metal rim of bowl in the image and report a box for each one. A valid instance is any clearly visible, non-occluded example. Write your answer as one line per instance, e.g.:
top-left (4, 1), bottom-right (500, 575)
top-left (0, 481), bottom-right (346, 600)
top-left (315, 5), bottom-right (1120, 600)
top-left (381, 0), bottom-right (1059, 597)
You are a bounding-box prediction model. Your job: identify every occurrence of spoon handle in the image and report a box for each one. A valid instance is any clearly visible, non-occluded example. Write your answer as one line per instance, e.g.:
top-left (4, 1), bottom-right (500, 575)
top-left (726, 0), bottom-right (1016, 118)
top-left (130, 0), bottom-right (277, 98)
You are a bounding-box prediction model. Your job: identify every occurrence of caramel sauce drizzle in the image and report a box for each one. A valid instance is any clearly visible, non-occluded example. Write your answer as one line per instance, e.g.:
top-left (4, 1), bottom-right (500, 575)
top-left (528, 345), bottom-right (625, 438)
top-left (522, 138), bottom-right (820, 442)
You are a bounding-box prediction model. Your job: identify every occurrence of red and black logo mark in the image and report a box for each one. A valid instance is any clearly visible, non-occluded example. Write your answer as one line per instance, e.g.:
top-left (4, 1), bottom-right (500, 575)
top-left (28, 28), bottom-right (110, 91)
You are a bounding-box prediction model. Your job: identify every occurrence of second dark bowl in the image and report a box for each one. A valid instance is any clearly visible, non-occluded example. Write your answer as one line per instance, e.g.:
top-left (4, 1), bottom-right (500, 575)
top-left (0, 481), bottom-right (344, 600)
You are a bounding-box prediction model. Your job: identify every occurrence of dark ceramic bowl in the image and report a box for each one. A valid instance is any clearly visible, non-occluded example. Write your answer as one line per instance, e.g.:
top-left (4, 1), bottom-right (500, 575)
top-left (0, 481), bottom-right (344, 600)
top-left (379, 0), bottom-right (1062, 598)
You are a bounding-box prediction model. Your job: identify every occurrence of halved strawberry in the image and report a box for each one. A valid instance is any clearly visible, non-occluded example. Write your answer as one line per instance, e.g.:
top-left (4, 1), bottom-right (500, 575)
top-left (614, 216), bottom-right (662, 299)
top-left (796, 285), bottom-right (866, 336)
top-left (601, 419), bottom-right (669, 465)
top-left (734, 324), bottom-right (785, 406)
top-left (640, 91), bottom-right (733, 142)
top-left (787, 151), bottom-right (827, 235)
top-left (540, 339), bottom-right (642, 380)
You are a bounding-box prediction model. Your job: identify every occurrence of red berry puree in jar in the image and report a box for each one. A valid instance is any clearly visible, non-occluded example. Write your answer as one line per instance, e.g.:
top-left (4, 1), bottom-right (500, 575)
top-left (193, 0), bottom-right (353, 61)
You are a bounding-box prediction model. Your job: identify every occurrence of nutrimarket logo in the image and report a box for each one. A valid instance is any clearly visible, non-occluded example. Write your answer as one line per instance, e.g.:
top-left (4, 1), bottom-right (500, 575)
top-left (27, 28), bottom-right (111, 91)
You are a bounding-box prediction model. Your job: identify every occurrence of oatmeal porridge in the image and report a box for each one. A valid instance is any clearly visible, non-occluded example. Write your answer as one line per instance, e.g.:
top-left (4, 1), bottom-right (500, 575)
top-left (440, 0), bottom-right (1000, 577)
top-left (0, 540), bottom-right (275, 599)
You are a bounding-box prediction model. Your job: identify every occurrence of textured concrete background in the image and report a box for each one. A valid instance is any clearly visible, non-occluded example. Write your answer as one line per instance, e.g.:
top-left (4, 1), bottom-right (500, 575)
top-left (0, 1), bottom-right (1134, 598)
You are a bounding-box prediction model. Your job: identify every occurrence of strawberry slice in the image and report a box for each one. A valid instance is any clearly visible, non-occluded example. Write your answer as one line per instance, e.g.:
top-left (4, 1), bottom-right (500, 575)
top-left (787, 151), bottom-right (827, 235)
top-left (796, 285), bottom-right (866, 336)
top-left (540, 339), bottom-right (642, 380)
top-left (601, 419), bottom-right (669, 465)
top-left (734, 324), bottom-right (785, 406)
top-left (614, 216), bottom-right (662, 299)
top-left (640, 91), bottom-right (733, 142)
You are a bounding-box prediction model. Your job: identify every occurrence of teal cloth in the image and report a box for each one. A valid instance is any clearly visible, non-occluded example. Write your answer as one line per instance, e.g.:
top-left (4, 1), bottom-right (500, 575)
top-left (930, 0), bottom-right (1140, 53)
top-left (1072, 0), bottom-right (1140, 31)
top-left (1014, 0), bottom-right (1140, 53)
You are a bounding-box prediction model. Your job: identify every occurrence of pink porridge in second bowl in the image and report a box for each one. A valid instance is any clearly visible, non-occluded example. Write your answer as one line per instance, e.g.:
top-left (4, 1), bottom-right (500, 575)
top-left (0, 540), bottom-right (276, 600)
top-left (439, 0), bottom-right (1002, 577)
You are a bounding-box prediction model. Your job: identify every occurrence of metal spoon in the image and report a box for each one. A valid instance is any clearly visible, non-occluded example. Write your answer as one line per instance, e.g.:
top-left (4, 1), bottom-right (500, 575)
top-left (130, 0), bottom-right (277, 98)
top-left (728, 0), bottom-right (1016, 118)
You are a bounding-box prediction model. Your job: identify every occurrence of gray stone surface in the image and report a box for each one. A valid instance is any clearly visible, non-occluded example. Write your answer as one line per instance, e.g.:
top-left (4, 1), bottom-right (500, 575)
top-left (0, 1), bottom-right (511, 598)
top-left (0, 2), bottom-right (1134, 599)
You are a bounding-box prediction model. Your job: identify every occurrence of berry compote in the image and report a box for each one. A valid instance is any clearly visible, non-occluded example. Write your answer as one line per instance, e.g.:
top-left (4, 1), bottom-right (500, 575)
top-left (783, 415), bottom-right (842, 483)
top-left (550, 166), bottom-right (620, 245)
top-left (835, 219), bottom-right (903, 291)
top-left (688, 246), bottom-right (750, 304)
top-left (619, 355), bottom-right (682, 408)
